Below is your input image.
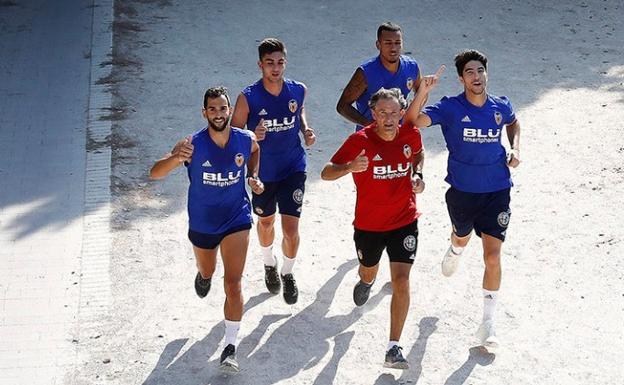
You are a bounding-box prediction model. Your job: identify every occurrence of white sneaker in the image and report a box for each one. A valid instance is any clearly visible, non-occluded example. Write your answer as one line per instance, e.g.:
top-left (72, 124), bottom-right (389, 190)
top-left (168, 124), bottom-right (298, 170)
top-left (476, 319), bottom-right (500, 350)
top-left (441, 246), bottom-right (462, 277)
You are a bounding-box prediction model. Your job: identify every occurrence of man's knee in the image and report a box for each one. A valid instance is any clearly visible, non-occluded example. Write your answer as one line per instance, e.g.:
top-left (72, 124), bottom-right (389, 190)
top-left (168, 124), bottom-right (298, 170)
top-left (483, 252), bottom-right (501, 270)
top-left (391, 274), bottom-right (410, 294)
top-left (223, 277), bottom-right (242, 298)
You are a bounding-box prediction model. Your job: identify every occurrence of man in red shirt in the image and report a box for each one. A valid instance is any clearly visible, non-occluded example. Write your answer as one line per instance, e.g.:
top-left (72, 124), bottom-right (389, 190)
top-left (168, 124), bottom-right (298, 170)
top-left (321, 87), bottom-right (426, 369)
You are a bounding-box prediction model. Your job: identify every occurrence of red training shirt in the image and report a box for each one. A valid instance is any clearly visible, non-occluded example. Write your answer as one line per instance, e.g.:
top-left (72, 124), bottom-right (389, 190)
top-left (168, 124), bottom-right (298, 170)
top-left (330, 121), bottom-right (423, 232)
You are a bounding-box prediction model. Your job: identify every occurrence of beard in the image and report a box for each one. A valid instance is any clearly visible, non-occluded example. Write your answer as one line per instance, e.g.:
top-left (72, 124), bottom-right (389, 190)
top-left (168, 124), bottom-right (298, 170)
top-left (208, 116), bottom-right (228, 132)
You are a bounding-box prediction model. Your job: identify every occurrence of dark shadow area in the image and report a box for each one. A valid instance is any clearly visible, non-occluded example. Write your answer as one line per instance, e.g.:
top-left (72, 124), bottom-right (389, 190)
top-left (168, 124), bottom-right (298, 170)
top-left (373, 316), bottom-right (439, 385)
top-left (142, 259), bottom-right (391, 384)
top-left (444, 346), bottom-right (496, 385)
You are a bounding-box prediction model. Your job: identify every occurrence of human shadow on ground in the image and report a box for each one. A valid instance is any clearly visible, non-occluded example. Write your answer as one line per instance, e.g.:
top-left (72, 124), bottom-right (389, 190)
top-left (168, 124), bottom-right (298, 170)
top-left (373, 316), bottom-right (439, 385)
top-left (143, 259), bottom-right (390, 385)
top-left (444, 346), bottom-right (495, 385)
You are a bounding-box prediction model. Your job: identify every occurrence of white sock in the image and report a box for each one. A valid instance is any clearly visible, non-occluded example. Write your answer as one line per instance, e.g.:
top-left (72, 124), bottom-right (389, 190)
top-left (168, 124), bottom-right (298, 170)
top-left (451, 244), bottom-right (464, 255)
top-left (387, 340), bottom-right (400, 350)
top-left (224, 319), bottom-right (240, 347)
top-left (280, 254), bottom-right (296, 275)
top-left (483, 289), bottom-right (498, 322)
top-left (261, 245), bottom-right (276, 266)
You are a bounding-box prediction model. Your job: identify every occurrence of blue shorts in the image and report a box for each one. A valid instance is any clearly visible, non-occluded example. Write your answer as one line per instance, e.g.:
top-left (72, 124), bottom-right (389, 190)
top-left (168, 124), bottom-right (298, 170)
top-left (252, 172), bottom-right (306, 218)
top-left (353, 220), bottom-right (419, 267)
top-left (445, 187), bottom-right (511, 242)
top-left (188, 223), bottom-right (252, 250)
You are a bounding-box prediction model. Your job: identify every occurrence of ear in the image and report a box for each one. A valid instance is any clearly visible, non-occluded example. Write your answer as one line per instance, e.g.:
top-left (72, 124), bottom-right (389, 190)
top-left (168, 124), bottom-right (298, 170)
top-left (375, 40), bottom-right (380, 50)
top-left (399, 109), bottom-right (406, 118)
top-left (257, 60), bottom-right (262, 70)
top-left (201, 108), bottom-right (207, 119)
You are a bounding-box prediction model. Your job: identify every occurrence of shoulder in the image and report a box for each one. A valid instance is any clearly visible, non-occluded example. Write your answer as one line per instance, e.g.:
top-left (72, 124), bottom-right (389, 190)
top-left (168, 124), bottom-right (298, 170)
top-left (191, 127), bottom-right (208, 141)
top-left (285, 78), bottom-right (306, 92)
top-left (242, 80), bottom-right (262, 95)
top-left (400, 55), bottom-right (418, 65)
top-left (232, 127), bottom-right (252, 138)
top-left (488, 94), bottom-right (514, 113)
top-left (359, 56), bottom-right (380, 71)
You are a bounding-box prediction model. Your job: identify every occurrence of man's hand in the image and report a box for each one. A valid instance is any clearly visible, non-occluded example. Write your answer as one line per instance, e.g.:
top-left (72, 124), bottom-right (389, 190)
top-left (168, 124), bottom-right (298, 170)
top-left (412, 176), bottom-right (425, 194)
top-left (507, 148), bottom-right (521, 168)
top-left (172, 135), bottom-right (194, 163)
top-left (420, 65), bottom-right (445, 93)
top-left (303, 127), bottom-right (316, 147)
top-left (255, 119), bottom-right (267, 141)
top-left (248, 176), bottom-right (264, 194)
top-left (348, 150), bottom-right (368, 173)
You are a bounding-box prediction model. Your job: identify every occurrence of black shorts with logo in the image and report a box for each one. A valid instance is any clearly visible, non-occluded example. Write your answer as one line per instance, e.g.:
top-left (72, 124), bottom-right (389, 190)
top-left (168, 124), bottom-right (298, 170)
top-left (445, 186), bottom-right (511, 242)
top-left (353, 220), bottom-right (418, 267)
top-left (252, 172), bottom-right (306, 218)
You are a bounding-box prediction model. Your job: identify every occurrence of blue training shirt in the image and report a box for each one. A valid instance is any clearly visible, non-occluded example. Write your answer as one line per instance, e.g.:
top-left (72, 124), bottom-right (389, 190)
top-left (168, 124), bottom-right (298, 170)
top-left (424, 93), bottom-right (516, 193)
top-left (242, 78), bottom-right (306, 182)
top-left (185, 127), bottom-right (253, 234)
top-left (355, 55), bottom-right (420, 131)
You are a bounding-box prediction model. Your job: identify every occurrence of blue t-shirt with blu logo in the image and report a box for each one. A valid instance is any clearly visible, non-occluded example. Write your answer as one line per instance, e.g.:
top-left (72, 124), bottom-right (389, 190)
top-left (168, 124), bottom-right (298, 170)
top-left (242, 78), bottom-right (306, 182)
top-left (185, 127), bottom-right (253, 233)
top-left (424, 92), bottom-right (516, 193)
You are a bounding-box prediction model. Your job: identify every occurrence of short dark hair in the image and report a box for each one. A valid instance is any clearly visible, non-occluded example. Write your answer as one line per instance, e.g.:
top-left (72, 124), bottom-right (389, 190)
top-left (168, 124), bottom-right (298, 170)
top-left (454, 49), bottom-right (488, 76)
top-left (377, 22), bottom-right (402, 39)
top-left (368, 87), bottom-right (407, 110)
top-left (258, 38), bottom-right (286, 60)
top-left (203, 86), bottom-right (230, 109)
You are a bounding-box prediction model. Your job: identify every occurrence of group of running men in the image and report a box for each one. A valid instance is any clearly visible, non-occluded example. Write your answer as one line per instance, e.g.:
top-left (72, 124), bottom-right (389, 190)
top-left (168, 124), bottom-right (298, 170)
top-left (149, 21), bottom-right (521, 373)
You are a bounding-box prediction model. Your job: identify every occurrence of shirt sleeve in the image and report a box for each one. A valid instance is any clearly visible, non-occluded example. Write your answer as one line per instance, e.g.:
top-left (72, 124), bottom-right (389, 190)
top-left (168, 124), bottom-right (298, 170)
top-left (500, 96), bottom-right (516, 125)
top-left (330, 134), bottom-right (364, 165)
top-left (423, 96), bottom-right (451, 127)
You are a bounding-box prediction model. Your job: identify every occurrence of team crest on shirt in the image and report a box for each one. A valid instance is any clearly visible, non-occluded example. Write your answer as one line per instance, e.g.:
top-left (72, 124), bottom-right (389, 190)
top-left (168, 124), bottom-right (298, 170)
top-left (292, 188), bottom-right (304, 204)
top-left (406, 77), bottom-right (414, 90)
top-left (288, 99), bottom-right (298, 113)
top-left (494, 111), bottom-right (503, 126)
top-left (403, 144), bottom-right (412, 159)
top-left (497, 210), bottom-right (511, 227)
top-left (403, 235), bottom-right (416, 251)
top-left (234, 153), bottom-right (244, 167)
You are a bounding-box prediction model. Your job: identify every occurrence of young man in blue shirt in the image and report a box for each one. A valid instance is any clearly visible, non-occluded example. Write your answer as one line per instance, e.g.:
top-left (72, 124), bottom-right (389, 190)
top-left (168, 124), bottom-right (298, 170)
top-left (231, 38), bottom-right (316, 305)
top-left (408, 50), bottom-right (521, 350)
top-left (150, 87), bottom-right (264, 372)
top-left (337, 21), bottom-right (422, 131)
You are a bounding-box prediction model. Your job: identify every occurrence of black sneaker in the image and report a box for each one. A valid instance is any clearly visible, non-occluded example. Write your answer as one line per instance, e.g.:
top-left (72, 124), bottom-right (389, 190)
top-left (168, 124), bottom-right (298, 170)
top-left (194, 272), bottom-right (211, 298)
top-left (264, 265), bottom-right (281, 294)
top-left (353, 280), bottom-right (373, 306)
top-left (281, 273), bottom-right (298, 304)
top-left (219, 344), bottom-right (239, 373)
top-left (384, 345), bottom-right (409, 369)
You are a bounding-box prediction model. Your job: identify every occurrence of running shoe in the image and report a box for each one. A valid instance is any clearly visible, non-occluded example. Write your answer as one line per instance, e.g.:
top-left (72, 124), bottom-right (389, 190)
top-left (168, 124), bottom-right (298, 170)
top-left (264, 265), bottom-right (281, 294)
top-left (353, 280), bottom-right (373, 306)
top-left (219, 344), bottom-right (239, 373)
top-left (281, 273), bottom-right (298, 304)
top-left (476, 319), bottom-right (500, 350)
top-left (384, 345), bottom-right (409, 369)
top-left (441, 245), bottom-right (462, 277)
top-left (194, 272), bottom-right (211, 298)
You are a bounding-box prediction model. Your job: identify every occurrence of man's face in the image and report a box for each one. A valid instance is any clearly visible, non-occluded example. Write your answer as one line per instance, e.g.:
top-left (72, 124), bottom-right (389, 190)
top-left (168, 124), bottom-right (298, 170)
top-left (460, 60), bottom-right (487, 95)
top-left (258, 51), bottom-right (286, 83)
top-left (203, 95), bottom-right (231, 132)
top-left (376, 30), bottom-right (402, 64)
top-left (371, 97), bottom-right (405, 134)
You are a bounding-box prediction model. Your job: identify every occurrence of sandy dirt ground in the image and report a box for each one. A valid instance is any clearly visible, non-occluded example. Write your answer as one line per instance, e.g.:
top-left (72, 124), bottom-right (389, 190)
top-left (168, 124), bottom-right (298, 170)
top-left (73, 0), bottom-right (624, 384)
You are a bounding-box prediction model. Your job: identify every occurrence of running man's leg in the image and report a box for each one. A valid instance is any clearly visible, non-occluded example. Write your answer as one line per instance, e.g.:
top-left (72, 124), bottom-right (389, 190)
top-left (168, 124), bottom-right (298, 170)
top-left (280, 214), bottom-right (300, 269)
top-left (481, 233), bottom-right (502, 291)
top-left (353, 228), bottom-right (384, 306)
top-left (218, 227), bottom-right (251, 372)
top-left (389, 262), bottom-right (412, 342)
top-left (220, 228), bottom-right (250, 322)
top-left (193, 245), bottom-right (218, 280)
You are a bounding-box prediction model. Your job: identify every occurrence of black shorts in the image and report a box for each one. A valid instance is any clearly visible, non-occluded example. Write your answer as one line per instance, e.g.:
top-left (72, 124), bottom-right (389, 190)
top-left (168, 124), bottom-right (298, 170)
top-left (445, 186), bottom-right (511, 242)
top-left (252, 172), bottom-right (306, 218)
top-left (188, 223), bottom-right (252, 250)
top-left (353, 220), bottom-right (418, 267)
